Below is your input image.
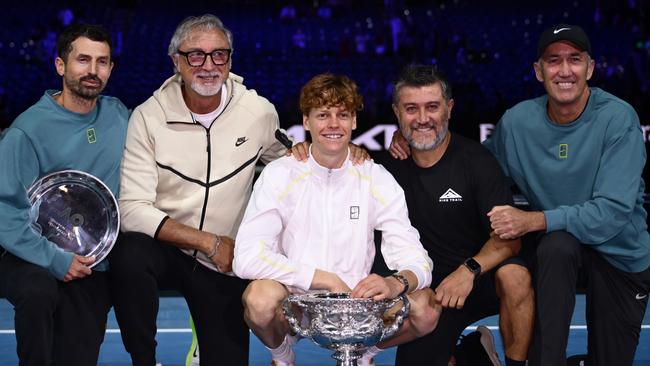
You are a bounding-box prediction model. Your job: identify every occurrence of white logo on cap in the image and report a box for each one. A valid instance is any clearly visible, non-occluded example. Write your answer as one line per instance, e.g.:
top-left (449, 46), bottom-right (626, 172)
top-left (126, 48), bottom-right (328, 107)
top-left (553, 27), bottom-right (571, 34)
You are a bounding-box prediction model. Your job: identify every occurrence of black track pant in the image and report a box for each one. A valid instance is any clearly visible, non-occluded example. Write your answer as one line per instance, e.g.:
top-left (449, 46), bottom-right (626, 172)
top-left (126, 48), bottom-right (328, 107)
top-left (0, 251), bottom-right (110, 366)
top-left (527, 231), bottom-right (650, 366)
top-left (108, 232), bottom-right (249, 366)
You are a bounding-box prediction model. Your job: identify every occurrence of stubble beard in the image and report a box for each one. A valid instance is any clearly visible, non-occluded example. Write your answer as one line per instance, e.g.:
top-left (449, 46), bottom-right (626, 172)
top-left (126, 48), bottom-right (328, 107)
top-left (64, 74), bottom-right (105, 100)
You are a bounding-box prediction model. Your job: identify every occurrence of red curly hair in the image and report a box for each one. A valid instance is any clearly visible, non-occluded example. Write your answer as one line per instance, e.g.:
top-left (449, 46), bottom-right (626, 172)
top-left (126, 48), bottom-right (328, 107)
top-left (299, 73), bottom-right (364, 115)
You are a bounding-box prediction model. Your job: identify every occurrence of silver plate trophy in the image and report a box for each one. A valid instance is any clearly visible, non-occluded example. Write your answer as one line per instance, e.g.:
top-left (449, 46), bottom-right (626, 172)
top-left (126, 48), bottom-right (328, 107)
top-left (283, 292), bottom-right (410, 366)
top-left (27, 170), bottom-right (119, 268)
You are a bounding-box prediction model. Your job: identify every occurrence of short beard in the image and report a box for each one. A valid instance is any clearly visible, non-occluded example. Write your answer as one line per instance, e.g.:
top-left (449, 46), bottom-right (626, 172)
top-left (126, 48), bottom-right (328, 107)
top-left (190, 72), bottom-right (223, 96)
top-left (403, 118), bottom-right (449, 151)
top-left (64, 74), bottom-right (104, 100)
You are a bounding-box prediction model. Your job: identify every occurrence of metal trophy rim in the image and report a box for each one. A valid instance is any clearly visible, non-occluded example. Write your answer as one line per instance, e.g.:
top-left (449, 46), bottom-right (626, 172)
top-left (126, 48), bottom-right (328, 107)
top-left (27, 169), bottom-right (120, 267)
top-left (286, 292), bottom-right (401, 309)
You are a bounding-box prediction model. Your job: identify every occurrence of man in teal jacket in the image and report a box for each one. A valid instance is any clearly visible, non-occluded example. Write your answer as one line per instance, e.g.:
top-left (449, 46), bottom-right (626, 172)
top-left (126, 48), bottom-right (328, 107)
top-left (0, 24), bottom-right (129, 365)
top-left (485, 24), bottom-right (650, 366)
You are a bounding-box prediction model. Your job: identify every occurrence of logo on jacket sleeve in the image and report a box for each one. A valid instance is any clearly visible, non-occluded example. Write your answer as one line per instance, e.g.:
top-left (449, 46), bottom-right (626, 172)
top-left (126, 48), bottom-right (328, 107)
top-left (235, 136), bottom-right (249, 146)
top-left (439, 188), bottom-right (462, 202)
top-left (350, 206), bottom-right (360, 219)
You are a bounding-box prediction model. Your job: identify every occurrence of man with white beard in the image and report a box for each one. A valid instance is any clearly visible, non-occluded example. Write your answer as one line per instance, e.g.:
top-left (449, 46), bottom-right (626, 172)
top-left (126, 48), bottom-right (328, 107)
top-left (108, 14), bottom-right (290, 366)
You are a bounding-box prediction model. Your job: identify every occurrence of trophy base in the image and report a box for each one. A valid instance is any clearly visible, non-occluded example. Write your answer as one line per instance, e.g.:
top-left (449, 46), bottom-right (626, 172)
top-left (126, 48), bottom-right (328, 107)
top-left (331, 344), bottom-right (364, 366)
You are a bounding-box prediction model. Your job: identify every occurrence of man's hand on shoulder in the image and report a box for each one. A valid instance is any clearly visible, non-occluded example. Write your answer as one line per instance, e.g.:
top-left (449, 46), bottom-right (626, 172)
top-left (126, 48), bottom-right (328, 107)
top-left (487, 205), bottom-right (546, 239)
top-left (389, 129), bottom-right (410, 160)
top-left (286, 141), bottom-right (310, 161)
top-left (63, 255), bottom-right (94, 282)
top-left (435, 265), bottom-right (476, 309)
top-left (348, 143), bottom-right (371, 165)
top-left (286, 141), bottom-right (371, 165)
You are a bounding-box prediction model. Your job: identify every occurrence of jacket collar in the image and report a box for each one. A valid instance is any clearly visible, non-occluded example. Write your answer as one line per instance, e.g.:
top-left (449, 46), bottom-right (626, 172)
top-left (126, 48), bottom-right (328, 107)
top-left (307, 146), bottom-right (352, 181)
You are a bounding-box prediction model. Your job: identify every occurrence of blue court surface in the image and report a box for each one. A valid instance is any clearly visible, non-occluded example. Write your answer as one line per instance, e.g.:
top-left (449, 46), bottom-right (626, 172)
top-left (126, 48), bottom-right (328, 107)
top-left (1, 295), bottom-right (649, 365)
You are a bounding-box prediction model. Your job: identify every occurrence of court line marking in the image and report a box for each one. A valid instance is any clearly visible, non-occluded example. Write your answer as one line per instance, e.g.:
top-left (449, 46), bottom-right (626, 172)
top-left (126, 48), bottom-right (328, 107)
top-left (0, 325), bottom-right (649, 334)
top-left (467, 326), bottom-right (650, 331)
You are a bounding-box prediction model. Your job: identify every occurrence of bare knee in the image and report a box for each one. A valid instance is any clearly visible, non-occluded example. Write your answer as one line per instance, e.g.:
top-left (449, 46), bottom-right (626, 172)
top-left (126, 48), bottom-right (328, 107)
top-left (242, 280), bottom-right (287, 328)
top-left (495, 264), bottom-right (533, 303)
top-left (406, 288), bottom-right (441, 337)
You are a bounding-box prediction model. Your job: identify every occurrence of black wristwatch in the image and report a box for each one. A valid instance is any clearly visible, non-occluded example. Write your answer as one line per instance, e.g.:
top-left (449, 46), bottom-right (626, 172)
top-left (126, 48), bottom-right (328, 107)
top-left (462, 258), bottom-right (482, 278)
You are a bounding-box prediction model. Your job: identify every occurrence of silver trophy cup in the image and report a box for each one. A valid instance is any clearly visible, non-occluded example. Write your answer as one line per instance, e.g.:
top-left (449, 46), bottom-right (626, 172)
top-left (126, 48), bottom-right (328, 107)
top-left (27, 170), bottom-right (120, 267)
top-left (283, 292), bottom-right (410, 366)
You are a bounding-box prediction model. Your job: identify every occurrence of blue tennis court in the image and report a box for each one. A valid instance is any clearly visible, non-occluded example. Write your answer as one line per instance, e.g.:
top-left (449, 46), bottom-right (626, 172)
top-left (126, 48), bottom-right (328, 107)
top-left (1, 295), bottom-right (648, 365)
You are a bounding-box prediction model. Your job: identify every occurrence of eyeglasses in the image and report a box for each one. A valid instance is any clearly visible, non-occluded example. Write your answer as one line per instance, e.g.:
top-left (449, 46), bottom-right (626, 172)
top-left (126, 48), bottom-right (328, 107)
top-left (177, 49), bottom-right (232, 67)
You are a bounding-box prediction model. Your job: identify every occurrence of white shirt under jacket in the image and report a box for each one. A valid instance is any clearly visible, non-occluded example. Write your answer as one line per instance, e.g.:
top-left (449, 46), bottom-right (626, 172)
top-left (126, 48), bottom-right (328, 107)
top-left (233, 152), bottom-right (433, 293)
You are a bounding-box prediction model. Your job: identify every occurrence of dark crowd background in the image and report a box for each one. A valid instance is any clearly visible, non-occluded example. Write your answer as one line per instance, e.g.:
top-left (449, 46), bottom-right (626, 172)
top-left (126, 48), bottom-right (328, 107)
top-left (1, 0), bottom-right (650, 173)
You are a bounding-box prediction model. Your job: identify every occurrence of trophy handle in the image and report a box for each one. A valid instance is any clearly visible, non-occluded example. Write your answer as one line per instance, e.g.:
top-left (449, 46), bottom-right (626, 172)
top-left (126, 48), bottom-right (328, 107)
top-left (282, 298), bottom-right (312, 338)
top-left (380, 295), bottom-right (410, 341)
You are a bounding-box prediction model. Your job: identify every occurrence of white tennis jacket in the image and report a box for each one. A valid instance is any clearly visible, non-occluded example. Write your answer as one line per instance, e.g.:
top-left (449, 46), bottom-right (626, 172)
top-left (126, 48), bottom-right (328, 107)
top-left (233, 153), bottom-right (433, 292)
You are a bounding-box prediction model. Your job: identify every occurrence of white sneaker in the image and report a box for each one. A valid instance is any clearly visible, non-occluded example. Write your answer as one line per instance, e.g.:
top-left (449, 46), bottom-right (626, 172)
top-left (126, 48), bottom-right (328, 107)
top-left (358, 345), bottom-right (381, 366)
top-left (357, 356), bottom-right (375, 366)
top-left (188, 344), bottom-right (199, 366)
top-left (270, 334), bottom-right (299, 366)
top-left (477, 325), bottom-right (501, 366)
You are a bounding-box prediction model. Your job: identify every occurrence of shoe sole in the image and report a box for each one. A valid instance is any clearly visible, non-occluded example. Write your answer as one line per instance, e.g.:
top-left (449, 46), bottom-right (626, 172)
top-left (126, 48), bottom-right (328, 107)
top-left (477, 325), bottom-right (501, 366)
top-left (186, 316), bottom-right (199, 366)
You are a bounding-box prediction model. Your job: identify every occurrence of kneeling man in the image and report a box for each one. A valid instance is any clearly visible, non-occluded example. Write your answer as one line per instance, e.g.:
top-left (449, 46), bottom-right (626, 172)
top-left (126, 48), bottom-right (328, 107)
top-left (233, 73), bottom-right (440, 366)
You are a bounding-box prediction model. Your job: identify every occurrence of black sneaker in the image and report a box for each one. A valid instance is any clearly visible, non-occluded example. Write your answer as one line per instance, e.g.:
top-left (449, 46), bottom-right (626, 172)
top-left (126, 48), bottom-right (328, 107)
top-left (454, 325), bottom-right (501, 366)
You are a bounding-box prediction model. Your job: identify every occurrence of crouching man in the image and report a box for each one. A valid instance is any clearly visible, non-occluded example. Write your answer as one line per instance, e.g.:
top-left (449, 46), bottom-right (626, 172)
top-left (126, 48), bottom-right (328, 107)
top-left (233, 73), bottom-right (441, 366)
